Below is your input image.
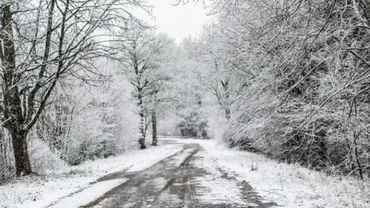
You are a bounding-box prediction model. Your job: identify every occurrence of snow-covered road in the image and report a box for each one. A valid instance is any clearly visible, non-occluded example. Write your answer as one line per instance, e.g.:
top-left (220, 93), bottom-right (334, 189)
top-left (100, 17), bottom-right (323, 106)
top-left (82, 139), bottom-right (275, 208)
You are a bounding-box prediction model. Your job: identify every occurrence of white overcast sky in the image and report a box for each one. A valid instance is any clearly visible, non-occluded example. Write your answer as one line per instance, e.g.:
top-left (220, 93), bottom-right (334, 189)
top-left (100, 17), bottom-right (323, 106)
top-left (150, 0), bottom-right (212, 43)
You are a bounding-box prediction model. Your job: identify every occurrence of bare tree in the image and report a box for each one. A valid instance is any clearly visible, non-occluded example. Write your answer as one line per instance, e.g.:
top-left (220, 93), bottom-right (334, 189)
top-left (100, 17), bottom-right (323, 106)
top-left (0, 0), bottom-right (147, 176)
top-left (118, 27), bottom-right (174, 149)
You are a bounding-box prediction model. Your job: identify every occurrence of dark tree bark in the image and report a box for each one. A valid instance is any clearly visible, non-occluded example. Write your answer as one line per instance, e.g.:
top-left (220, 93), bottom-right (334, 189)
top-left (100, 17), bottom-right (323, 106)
top-left (221, 79), bottom-right (231, 121)
top-left (137, 89), bottom-right (146, 149)
top-left (10, 130), bottom-right (31, 176)
top-left (151, 109), bottom-right (158, 146)
top-left (353, 131), bottom-right (364, 180)
top-left (1, 4), bottom-right (32, 176)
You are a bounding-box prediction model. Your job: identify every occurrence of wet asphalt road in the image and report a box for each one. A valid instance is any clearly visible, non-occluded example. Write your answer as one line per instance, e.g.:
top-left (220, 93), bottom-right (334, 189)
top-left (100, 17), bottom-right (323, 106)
top-left (82, 139), bottom-right (277, 208)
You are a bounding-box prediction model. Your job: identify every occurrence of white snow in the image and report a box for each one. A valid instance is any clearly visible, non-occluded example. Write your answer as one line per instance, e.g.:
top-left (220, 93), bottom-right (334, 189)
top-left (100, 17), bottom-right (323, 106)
top-left (0, 142), bottom-right (182, 208)
top-left (49, 178), bottom-right (128, 208)
top-left (192, 148), bottom-right (250, 206)
top-left (181, 139), bottom-right (370, 208)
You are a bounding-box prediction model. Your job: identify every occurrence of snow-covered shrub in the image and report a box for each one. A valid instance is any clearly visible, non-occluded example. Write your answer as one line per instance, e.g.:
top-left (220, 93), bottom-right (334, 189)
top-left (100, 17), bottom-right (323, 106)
top-left (61, 76), bottom-right (138, 165)
top-left (26, 60), bottom-right (139, 166)
top-left (28, 138), bottom-right (68, 175)
top-left (62, 103), bottom-right (116, 165)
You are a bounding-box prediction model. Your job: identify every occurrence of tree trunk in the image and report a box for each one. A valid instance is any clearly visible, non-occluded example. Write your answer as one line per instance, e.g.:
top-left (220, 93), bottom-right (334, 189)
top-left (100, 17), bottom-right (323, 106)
top-left (0, 132), bottom-right (5, 181)
top-left (151, 110), bottom-right (158, 146)
top-left (353, 134), bottom-right (364, 180)
top-left (1, 4), bottom-right (32, 176)
top-left (138, 90), bottom-right (146, 149)
top-left (221, 80), bottom-right (231, 121)
top-left (10, 130), bottom-right (31, 176)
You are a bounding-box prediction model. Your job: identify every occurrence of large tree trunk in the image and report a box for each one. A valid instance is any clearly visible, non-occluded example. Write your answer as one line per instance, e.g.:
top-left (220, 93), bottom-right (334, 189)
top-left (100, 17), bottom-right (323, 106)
top-left (138, 90), bottom-right (146, 149)
top-left (151, 110), bottom-right (158, 146)
top-left (10, 130), bottom-right (31, 176)
top-left (1, 4), bottom-right (32, 176)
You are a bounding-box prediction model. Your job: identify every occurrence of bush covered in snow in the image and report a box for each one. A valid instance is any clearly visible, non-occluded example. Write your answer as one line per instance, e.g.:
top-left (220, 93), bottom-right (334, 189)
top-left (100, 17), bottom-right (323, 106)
top-left (38, 74), bottom-right (139, 166)
top-left (29, 139), bottom-right (68, 175)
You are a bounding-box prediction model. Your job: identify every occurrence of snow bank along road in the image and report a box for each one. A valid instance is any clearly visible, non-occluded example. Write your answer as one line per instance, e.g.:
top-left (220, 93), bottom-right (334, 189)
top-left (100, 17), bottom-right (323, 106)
top-left (79, 139), bottom-right (276, 208)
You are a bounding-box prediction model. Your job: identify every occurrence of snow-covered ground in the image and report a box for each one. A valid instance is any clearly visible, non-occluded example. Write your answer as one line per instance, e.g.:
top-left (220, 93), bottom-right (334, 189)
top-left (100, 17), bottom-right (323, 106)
top-left (182, 139), bottom-right (370, 208)
top-left (193, 148), bottom-right (252, 207)
top-left (0, 142), bottom-right (182, 208)
top-left (1, 138), bottom-right (369, 208)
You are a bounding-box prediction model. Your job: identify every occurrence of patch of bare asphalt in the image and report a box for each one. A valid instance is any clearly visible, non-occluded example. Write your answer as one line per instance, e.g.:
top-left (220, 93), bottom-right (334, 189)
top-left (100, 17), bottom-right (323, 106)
top-left (82, 141), bottom-right (277, 208)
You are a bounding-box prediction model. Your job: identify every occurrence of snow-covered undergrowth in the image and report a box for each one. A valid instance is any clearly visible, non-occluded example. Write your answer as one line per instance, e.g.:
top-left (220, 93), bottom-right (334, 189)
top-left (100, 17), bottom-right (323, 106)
top-left (183, 139), bottom-right (370, 208)
top-left (0, 143), bottom-right (182, 208)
